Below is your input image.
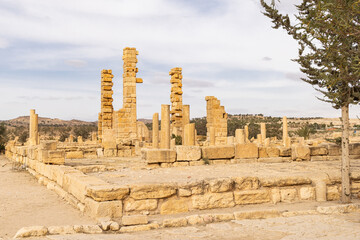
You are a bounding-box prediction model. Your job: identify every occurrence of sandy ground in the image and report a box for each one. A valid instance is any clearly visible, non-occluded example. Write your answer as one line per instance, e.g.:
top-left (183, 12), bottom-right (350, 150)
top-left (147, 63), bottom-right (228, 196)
top-left (0, 156), bottom-right (95, 239)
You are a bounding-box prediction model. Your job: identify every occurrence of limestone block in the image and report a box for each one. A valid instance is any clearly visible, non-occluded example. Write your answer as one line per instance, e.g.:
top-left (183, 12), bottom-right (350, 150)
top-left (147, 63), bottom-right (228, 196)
top-left (202, 146), bottom-right (235, 160)
top-left (110, 222), bottom-right (120, 231)
top-left (130, 184), bottom-right (176, 199)
top-left (66, 151), bottom-right (84, 159)
top-left (261, 177), bottom-right (312, 187)
top-left (212, 213), bottom-right (235, 222)
top-left (271, 188), bottom-right (281, 204)
top-left (235, 143), bottom-right (258, 159)
top-left (258, 147), bottom-right (268, 158)
top-left (40, 150), bottom-right (65, 165)
top-left (186, 215), bottom-right (205, 225)
top-left (178, 188), bottom-right (192, 197)
top-left (233, 177), bottom-right (259, 190)
top-left (143, 149), bottom-right (176, 163)
top-left (234, 209), bottom-right (281, 220)
top-left (266, 147), bottom-right (280, 157)
top-left (310, 146), bottom-right (328, 156)
top-left (173, 162), bottom-right (189, 167)
top-left (192, 192), bottom-right (235, 210)
top-left (327, 185), bottom-right (340, 201)
top-left (280, 188), bottom-right (297, 202)
top-left (124, 198), bottom-right (158, 212)
top-left (86, 185), bottom-right (129, 201)
top-left (160, 197), bottom-right (190, 214)
top-left (311, 156), bottom-right (329, 161)
top-left (84, 197), bottom-right (122, 218)
top-left (119, 223), bottom-right (159, 233)
top-left (176, 146), bottom-right (201, 161)
top-left (14, 226), bottom-right (48, 238)
top-left (122, 215), bottom-right (148, 226)
top-left (104, 148), bottom-right (116, 157)
top-left (350, 143), bottom-right (360, 155)
top-left (234, 189), bottom-right (270, 205)
top-left (299, 187), bottom-right (315, 200)
top-left (279, 147), bottom-right (291, 157)
top-left (291, 145), bottom-right (310, 161)
top-left (48, 225), bottom-right (75, 235)
top-left (40, 141), bottom-right (57, 150)
top-left (208, 178), bottom-right (234, 193)
top-left (74, 225), bottom-right (102, 234)
top-left (162, 218), bottom-right (188, 228)
top-left (328, 144), bottom-right (341, 156)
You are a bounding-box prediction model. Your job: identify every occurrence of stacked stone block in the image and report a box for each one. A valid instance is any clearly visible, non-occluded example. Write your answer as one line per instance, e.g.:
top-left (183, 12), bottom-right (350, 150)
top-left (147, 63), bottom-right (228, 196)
top-left (116, 47), bottom-right (143, 141)
top-left (169, 67), bottom-right (183, 136)
top-left (205, 96), bottom-right (228, 145)
top-left (98, 70), bottom-right (114, 143)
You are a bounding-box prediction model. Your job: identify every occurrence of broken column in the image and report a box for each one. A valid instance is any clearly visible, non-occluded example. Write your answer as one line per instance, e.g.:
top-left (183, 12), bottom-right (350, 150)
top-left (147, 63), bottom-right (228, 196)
top-left (29, 109), bottom-right (39, 146)
top-left (169, 67), bottom-right (183, 137)
top-left (182, 104), bottom-right (190, 144)
top-left (98, 69), bottom-right (114, 143)
top-left (160, 105), bottom-right (170, 149)
top-left (184, 123), bottom-right (195, 146)
top-left (116, 47), bottom-right (143, 141)
top-left (283, 116), bottom-right (288, 146)
top-left (244, 125), bottom-right (249, 142)
top-left (152, 113), bottom-right (159, 149)
top-left (235, 129), bottom-right (245, 144)
top-left (260, 123), bottom-right (266, 142)
top-left (205, 96), bottom-right (228, 145)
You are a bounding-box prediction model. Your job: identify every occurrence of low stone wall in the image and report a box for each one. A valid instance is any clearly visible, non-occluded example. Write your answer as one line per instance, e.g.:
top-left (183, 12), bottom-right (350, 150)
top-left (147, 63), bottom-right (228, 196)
top-left (142, 143), bottom-right (356, 167)
top-left (57, 143), bottom-right (102, 159)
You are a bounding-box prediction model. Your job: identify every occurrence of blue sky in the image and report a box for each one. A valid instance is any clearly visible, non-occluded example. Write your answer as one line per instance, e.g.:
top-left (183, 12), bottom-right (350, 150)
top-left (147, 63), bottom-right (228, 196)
top-left (1, 0), bottom-right (358, 121)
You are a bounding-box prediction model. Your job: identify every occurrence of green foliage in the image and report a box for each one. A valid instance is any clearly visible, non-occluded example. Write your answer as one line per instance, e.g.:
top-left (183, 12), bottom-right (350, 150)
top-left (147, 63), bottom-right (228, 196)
top-left (18, 130), bottom-right (29, 144)
top-left (73, 125), bottom-right (97, 140)
top-left (171, 134), bottom-right (182, 145)
top-left (0, 123), bottom-right (8, 153)
top-left (191, 117), bottom-right (207, 136)
top-left (227, 118), bottom-right (247, 136)
top-left (261, 0), bottom-right (360, 109)
top-left (326, 137), bottom-right (342, 145)
top-left (203, 157), bottom-right (210, 165)
top-left (295, 124), bottom-right (316, 139)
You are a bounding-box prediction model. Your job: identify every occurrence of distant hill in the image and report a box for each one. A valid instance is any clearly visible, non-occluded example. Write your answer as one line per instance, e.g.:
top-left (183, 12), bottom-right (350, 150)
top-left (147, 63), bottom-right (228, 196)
top-left (1, 116), bottom-right (97, 127)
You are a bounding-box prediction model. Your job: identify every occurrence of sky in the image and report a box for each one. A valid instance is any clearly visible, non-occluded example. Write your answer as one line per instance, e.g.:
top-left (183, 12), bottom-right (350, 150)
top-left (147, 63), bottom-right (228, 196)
top-left (1, 0), bottom-right (359, 121)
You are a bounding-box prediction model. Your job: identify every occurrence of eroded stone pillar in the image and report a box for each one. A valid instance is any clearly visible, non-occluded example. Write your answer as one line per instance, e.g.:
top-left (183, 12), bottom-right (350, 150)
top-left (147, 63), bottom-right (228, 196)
top-left (184, 123), bottom-right (195, 146)
top-left (160, 105), bottom-right (170, 149)
top-left (182, 105), bottom-right (190, 144)
top-left (152, 113), bottom-right (159, 149)
top-left (69, 134), bottom-right (74, 143)
top-left (283, 116), bottom-right (288, 146)
top-left (260, 123), bottom-right (266, 142)
top-left (205, 96), bottom-right (228, 145)
top-left (170, 67), bottom-right (183, 136)
top-left (244, 125), bottom-right (249, 142)
top-left (29, 109), bottom-right (39, 146)
top-left (235, 129), bottom-right (245, 144)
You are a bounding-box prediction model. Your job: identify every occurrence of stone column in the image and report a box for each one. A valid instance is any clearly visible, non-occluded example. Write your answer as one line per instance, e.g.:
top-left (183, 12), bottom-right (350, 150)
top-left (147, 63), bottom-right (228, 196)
top-left (257, 134), bottom-right (262, 144)
top-left (235, 129), bottom-right (245, 144)
top-left (69, 134), bottom-right (74, 143)
top-left (244, 125), bottom-right (249, 142)
top-left (152, 113), bottom-right (159, 149)
top-left (160, 105), bottom-right (170, 149)
top-left (210, 127), bottom-right (215, 146)
top-left (184, 123), bottom-right (195, 146)
top-left (260, 123), bottom-right (266, 142)
top-left (29, 109), bottom-right (39, 146)
top-left (283, 116), bottom-right (288, 146)
top-left (182, 105), bottom-right (190, 144)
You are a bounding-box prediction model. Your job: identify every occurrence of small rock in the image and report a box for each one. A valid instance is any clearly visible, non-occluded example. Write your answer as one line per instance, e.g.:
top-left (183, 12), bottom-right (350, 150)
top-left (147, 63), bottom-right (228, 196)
top-left (122, 215), bottom-right (148, 226)
top-left (14, 226), bottom-right (48, 238)
top-left (110, 221), bottom-right (120, 231)
top-left (100, 221), bottom-right (112, 231)
top-left (82, 225), bottom-right (103, 234)
top-left (48, 225), bottom-right (75, 235)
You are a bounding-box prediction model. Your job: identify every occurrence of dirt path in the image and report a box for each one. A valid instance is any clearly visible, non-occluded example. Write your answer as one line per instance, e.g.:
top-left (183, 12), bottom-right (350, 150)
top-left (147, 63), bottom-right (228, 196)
top-left (0, 156), bottom-right (95, 239)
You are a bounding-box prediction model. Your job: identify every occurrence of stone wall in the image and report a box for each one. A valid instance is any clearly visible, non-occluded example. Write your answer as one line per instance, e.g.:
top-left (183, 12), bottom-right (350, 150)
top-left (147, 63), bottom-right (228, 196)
top-left (205, 96), bottom-right (228, 145)
top-left (98, 70), bottom-right (114, 143)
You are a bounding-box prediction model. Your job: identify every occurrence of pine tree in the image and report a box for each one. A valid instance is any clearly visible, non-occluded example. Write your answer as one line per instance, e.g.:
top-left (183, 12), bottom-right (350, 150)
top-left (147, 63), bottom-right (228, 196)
top-left (260, 0), bottom-right (360, 203)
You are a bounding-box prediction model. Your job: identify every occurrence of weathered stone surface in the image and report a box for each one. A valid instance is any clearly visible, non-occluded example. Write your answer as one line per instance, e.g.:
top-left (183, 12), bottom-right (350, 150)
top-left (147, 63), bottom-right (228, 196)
top-left (173, 162), bottom-right (189, 167)
top-left (130, 184), bottom-right (177, 199)
top-left (160, 197), bottom-right (190, 214)
top-left (310, 146), bottom-right (328, 156)
top-left (279, 147), bottom-right (291, 157)
top-left (40, 141), bottom-right (57, 150)
top-left (186, 215), bottom-right (205, 225)
top-left (299, 187), bottom-right (315, 200)
top-left (66, 151), bottom-right (84, 159)
top-left (212, 213), bottom-right (234, 222)
top-left (350, 143), bottom-right (360, 155)
top-left (176, 146), bottom-right (201, 161)
top-left (266, 147), bottom-right (280, 157)
top-left (84, 197), bottom-right (122, 218)
top-left (74, 225), bottom-right (102, 234)
top-left (40, 150), bottom-right (65, 165)
top-left (122, 215), bottom-right (148, 226)
top-left (234, 189), bottom-right (270, 205)
top-left (270, 188), bottom-right (281, 204)
top-left (178, 188), bottom-right (192, 197)
top-left (327, 185), bottom-right (340, 201)
top-left (311, 156), bottom-right (329, 161)
top-left (143, 149), bottom-right (176, 163)
top-left (317, 204), bottom-right (358, 214)
top-left (282, 210), bottom-right (317, 217)
top-left (14, 226), bottom-right (48, 238)
top-left (291, 145), bottom-right (310, 161)
top-left (119, 223), bottom-right (159, 233)
top-left (258, 147), bottom-right (268, 158)
top-left (202, 146), bottom-right (235, 160)
top-left (124, 198), bottom-right (158, 212)
top-left (328, 144), bottom-right (341, 156)
top-left (162, 218), bottom-right (188, 228)
top-left (109, 221), bottom-right (120, 231)
top-left (234, 209), bottom-right (281, 220)
top-left (280, 188), bottom-right (297, 202)
top-left (100, 221), bottom-right (112, 231)
top-left (192, 192), bottom-right (235, 210)
top-left (48, 225), bottom-right (75, 235)
top-left (235, 143), bottom-right (258, 159)
top-left (86, 185), bottom-right (129, 201)
top-left (208, 178), bottom-right (234, 193)
top-left (233, 177), bottom-right (259, 190)
top-left (261, 177), bottom-right (312, 187)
